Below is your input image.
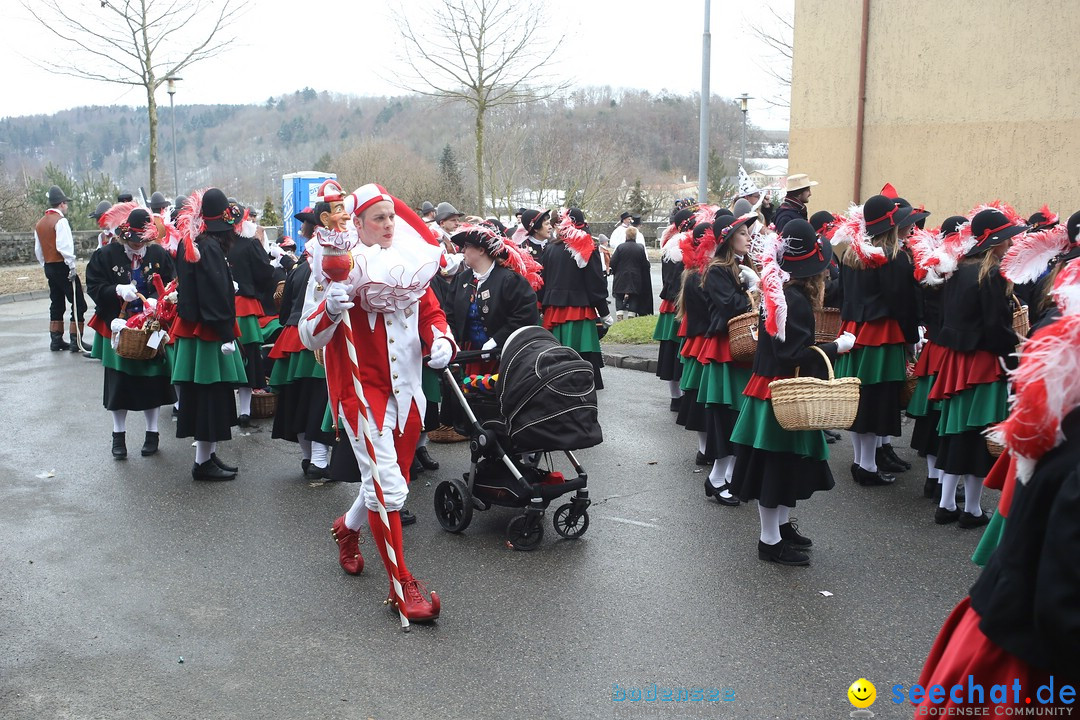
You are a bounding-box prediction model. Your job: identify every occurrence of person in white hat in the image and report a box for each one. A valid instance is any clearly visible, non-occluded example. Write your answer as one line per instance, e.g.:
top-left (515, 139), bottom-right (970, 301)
top-left (772, 173), bottom-right (819, 234)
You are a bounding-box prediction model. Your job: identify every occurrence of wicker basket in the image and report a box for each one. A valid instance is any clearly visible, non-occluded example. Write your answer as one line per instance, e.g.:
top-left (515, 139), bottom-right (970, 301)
top-left (314, 347), bottom-right (324, 366)
top-left (987, 437), bottom-right (1005, 458)
top-left (1012, 299), bottom-right (1029, 340)
top-left (116, 320), bottom-right (164, 360)
top-left (814, 307), bottom-right (842, 343)
top-left (250, 390), bottom-right (278, 419)
top-left (769, 345), bottom-right (862, 431)
top-left (273, 280), bottom-right (286, 312)
top-left (728, 311), bottom-right (758, 363)
top-left (900, 373), bottom-right (918, 410)
top-left (428, 424), bottom-right (468, 443)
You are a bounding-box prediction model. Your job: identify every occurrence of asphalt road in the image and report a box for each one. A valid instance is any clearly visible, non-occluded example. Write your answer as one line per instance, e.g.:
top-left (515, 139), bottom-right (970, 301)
top-left (0, 297), bottom-right (995, 720)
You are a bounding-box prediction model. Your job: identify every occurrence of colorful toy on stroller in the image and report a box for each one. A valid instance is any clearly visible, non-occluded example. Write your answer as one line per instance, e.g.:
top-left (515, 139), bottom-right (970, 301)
top-left (434, 326), bottom-right (602, 550)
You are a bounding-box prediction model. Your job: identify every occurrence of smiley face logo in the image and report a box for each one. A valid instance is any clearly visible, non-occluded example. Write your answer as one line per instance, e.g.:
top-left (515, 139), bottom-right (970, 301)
top-left (847, 678), bottom-right (876, 708)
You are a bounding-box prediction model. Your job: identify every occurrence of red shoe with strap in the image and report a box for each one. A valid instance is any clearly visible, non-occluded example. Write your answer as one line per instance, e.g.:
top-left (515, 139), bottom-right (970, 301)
top-left (390, 573), bottom-right (441, 622)
top-left (331, 515), bottom-right (364, 575)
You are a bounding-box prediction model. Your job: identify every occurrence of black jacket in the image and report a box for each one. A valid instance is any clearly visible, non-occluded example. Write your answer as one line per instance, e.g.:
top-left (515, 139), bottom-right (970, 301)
top-left (823, 255), bottom-right (843, 309)
top-left (920, 284), bottom-right (944, 343)
top-left (278, 257), bottom-right (311, 327)
top-left (176, 233), bottom-right (238, 342)
top-left (540, 243), bottom-right (609, 317)
top-left (610, 239), bottom-right (651, 295)
top-left (660, 258), bottom-right (684, 303)
top-left (970, 408), bottom-right (1080, 680)
top-left (445, 264), bottom-right (539, 348)
top-left (752, 285), bottom-right (839, 379)
top-left (936, 260), bottom-right (1016, 358)
top-left (840, 251), bottom-right (920, 343)
top-left (680, 269), bottom-right (709, 337)
top-left (772, 198), bottom-right (807, 234)
top-left (228, 236), bottom-right (277, 314)
top-left (86, 243), bottom-right (175, 325)
top-left (703, 263), bottom-right (752, 337)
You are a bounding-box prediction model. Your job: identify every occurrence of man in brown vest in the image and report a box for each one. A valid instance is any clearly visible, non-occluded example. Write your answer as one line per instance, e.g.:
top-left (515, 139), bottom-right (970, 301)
top-left (34, 185), bottom-right (89, 352)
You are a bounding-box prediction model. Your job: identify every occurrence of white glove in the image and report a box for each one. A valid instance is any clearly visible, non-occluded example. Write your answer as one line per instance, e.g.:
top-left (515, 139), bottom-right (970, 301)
top-left (68, 265), bottom-right (77, 281)
top-left (443, 252), bottom-right (464, 275)
top-left (268, 244), bottom-right (285, 259)
top-left (110, 318), bottom-right (127, 335)
top-left (739, 265), bottom-right (760, 292)
top-left (602, 314), bottom-right (615, 328)
top-left (115, 283), bottom-right (138, 302)
top-left (428, 337), bottom-right (453, 370)
top-left (835, 331), bottom-right (856, 354)
top-left (324, 282), bottom-right (354, 318)
top-left (481, 337), bottom-right (497, 351)
top-left (144, 297), bottom-right (158, 311)
top-left (232, 281), bottom-right (239, 294)
top-left (221, 341), bottom-right (236, 356)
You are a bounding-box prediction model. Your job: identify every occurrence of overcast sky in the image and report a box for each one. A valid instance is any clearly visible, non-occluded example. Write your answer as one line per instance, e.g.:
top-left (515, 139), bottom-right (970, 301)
top-left (0, 0), bottom-right (792, 130)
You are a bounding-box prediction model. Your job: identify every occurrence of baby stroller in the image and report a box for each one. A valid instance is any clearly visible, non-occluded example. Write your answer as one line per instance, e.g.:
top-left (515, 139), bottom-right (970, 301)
top-left (434, 326), bottom-right (602, 550)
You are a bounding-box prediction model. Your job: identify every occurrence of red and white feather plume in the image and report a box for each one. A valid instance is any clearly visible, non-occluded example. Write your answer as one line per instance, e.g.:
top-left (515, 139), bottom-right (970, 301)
top-left (98, 201), bottom-right (138, 232)
top-left (557, 209), bottom-right (596, 268)
top-left (693, 204), bottom-right (720, 226)
top-left (832, 203), bottom-right (887, 268)
top-left (175, 188), bottom-right (206, 263)
top-left (679, 227), bottom-right (717, 273)
top-left (756, 230), bottom-right (790, 341)
top-left (662, 231), bottom-right (685, 264)
top-left (1000, 224), bottom-right (1070, 284)
top-left (502, 240), bottom-right (544, 291)
top-left (904, 225), bottom-right (944, 285)
top-left (1051, 257), bottom-right (1080, 316)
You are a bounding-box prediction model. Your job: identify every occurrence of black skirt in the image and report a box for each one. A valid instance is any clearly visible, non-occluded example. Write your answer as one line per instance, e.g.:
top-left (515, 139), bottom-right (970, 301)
top-left (936, 428), bottom-right (995, 477)
top-left (730, 443), bottom-right (835, 508)
top-left (705, 405), bottom-right (740, 459)
top-left (239, 341), bottom-right (267, 389)
top-left (271, 377), bottom-right (334, 445)
top-left (175, 382), bottom-right (236, 442)
top-left (582, 351), bottom-right (605, 391)
top-left (102, 367), bottom-right (176, 412)
top-left (328, 438), bottom-right (362, 483)
top-left (655, 340), bottom-right (684, 382)
top-left (675, 388), bottom-right (707, 432)
top-left (910, 408), bottom-right (941, 458)
top-left (848, 381), bottom-right (903, 436)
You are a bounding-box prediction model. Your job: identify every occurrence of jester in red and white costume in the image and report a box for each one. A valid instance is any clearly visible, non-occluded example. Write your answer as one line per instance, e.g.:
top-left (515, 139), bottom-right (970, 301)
top-left (299, 182), bottom-right (456, 623)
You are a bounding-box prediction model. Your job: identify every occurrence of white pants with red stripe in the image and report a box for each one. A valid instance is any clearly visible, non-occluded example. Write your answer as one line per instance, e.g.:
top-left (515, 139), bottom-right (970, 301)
top-left (341, 398), bottom-right (421, 515)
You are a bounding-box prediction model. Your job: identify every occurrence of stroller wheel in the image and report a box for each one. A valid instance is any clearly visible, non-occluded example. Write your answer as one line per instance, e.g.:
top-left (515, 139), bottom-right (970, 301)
top-left (433, 478), bottom-right (473, 533)
top-left (505, 513), bottom-right (544, 551)
top-left (553, 503), bottom-right (590, 539)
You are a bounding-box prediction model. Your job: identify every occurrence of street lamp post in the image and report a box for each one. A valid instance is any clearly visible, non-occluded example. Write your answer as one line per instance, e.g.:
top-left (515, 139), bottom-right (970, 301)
top-left (166, 76), bottom-right (182, 196)
top-left (737, 93), bottom-right (751, 169)
top-left (697, 0), bottom-right (711, 204)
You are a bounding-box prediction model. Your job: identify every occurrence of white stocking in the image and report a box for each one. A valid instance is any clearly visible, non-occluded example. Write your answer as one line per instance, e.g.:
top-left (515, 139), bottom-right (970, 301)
top-left (238, 387), bottom-right (252, 416)
top-left (143, 407), bottom-right (159, 433)
top-left (853, 433), bottom-right (878, 471)
top-left (758, 504), bottom-right (782, 545)
top-left (926, 454), bottom-right (941, 481)
top-left (964, 475), bottom-right (985, 516)
top-left (777, 504), bottom-right (791, 525)
top-left (697, 431), bottom-right (707, 455)
top-left (849, 431), bottom-right (863, 466)
top-left (708, 459), bottom-right (726, 489)
top-left (343, 487), bottom-right (369, 531)
top-left (668, 379), bottom-right (683, 399)
top-left (297, 432), bottom-right (312, 460)
top-left (311, 441), bottom-right (330, 469)
top-left (939, 473), bottom-right (962, 511)
top-left (195, 440), bottom-right (212, 464)
top-left (111, 409), bottom-right (128, 433)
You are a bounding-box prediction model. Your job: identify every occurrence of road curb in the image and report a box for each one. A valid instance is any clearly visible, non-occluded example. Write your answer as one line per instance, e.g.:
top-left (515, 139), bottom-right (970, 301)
top-left (0, 289), bottom-right (51, 304)
top-left (602, 352), bottom-right (657, 374)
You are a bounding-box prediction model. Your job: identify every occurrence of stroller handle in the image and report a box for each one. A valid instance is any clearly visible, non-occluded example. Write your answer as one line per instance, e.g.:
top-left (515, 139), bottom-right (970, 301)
top-left (423, 349), bottom-right (500, 366)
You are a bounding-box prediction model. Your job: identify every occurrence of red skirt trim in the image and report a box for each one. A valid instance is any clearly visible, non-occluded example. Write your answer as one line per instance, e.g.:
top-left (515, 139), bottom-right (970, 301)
top-left (928, 348), bottom-right (1003, 400)
top-left (681, 334), bottom-right (742, 364)
top-left (258, 314), bottom-right (277, 328)
top-left (659, 299), bottom-right (677, 314)
top-left (234, 295), bottom-right (263, 318)
top-left (681, 334), bottom-right (703, 360)
top-left (840, 317), bottom-right (906, 347)
top-left (983, 450), bottom-right (1019, 517)
top-left (677, 315), bottom-right (689, 339)
top-left (87, 313), bottom-right (111, 339)
top-left (542, 305), bottom-right (597, 331)
top-left (169, 316), bottom-right (240, 343)
top-left (913, 340), bottom-right (947, 378)
top-left (915, 598), bottom-right (1053, 712)
top-left (268, 325), bottom-right (305, 359)
top-left (743, 373), bottom-right (784, 400)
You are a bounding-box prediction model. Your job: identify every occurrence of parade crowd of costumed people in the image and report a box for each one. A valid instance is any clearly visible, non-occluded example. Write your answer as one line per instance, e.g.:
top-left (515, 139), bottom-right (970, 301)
top-left (31, 172), bottom-right (1080, 684)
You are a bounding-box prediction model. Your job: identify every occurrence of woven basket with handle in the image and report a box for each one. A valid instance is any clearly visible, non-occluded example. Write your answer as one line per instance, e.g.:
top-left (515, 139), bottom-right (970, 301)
top-left (727, 311), bottom-right (758, 363)
top-left (986, 437), bottom-right (1005, 458)
top-left (251, 390), bottom-right (278, 419)
top-left (814, 307), bottom-right (842, 343)
top-left (273, 280), bottom-right (286, 311)
top-left (1011, 296), bottom-right (1029, 340)
top-left (769, 345), bottom-right (861, 431)
top-left (115, 294), bottom-right (164, 360)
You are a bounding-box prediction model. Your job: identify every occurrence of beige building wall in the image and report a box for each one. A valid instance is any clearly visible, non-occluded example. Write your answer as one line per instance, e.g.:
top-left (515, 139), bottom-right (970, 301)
top-left (790, 0), bottom-right (1080, 220)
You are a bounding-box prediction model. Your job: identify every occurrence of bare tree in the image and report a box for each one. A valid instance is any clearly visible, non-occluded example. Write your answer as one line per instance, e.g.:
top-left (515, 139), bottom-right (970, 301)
top-left (395, 0), bottom-right (568, 214)
top-left (747, 4), bottom-right (793, 109)
top-left (21, 0), bottom-right (247, 191)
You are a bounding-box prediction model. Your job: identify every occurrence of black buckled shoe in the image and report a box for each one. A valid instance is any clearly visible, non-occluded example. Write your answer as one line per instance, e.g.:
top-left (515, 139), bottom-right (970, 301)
top-left (301, 458), bottom-right (311, 475)
top-left (881, 444), bottom-right (912, 470)
top-left (853, 465), bottom-right (895, 486)
top-left (237, 414), bottom-right (252, 429)
top-left (706, 481), bottom-right (741, 507)
top-left (415, 446), bottom-right (439, 470)
top-left (779, 519), bottom-right (812, 548)
top-left (111, 432), bottom-right (127, 460)
top-left (140, 431), bottom-right (159, 456)
top-left (210, 453), bottom-right (238, 473)
top-left (304, 463), bottom-right (329, 480)
top-left (758, 539), bottom-right (810, 566)
top-left (875, 447), bottom-right (908, 473)
top-left (958, 510), bottom-right (989, 529)
top-left (400, 508), bottom-right (417, 526)
top-left (934, 506), bottom-right (961, 525)
top-left (695, 451), bottom-right (710, 466)
top-left (192, 459), bottom-right (236, 481)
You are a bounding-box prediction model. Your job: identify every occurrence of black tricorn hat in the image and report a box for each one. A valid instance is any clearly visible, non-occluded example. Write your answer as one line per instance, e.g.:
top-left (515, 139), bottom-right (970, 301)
top-left (520, 208), bottom-right (551, 235)
top-left (809, 210), bottom-right (836, 233)
top-left (780, 219), bottom-right (833, 278)
top-left (894, 197), bottom-right (930, 228)
top-left (127, 208), bottom-right (152, 231)
top-left (713, 212), bottom-right (755, 246)
top-left (966, 209), bottom-right (1027, 257)
top-left (202, 188), bottom-right (242, 232)
top-left (864, 194), bottom-right (911, 236)
top-left (293, 205), bottom-right (320, 226)
top-left (940, 215), bottom-right (967, 237)
top-left (671, 208), bottom-right (695, 232)
top-left (1027, 210), bottom-right (1058, 231)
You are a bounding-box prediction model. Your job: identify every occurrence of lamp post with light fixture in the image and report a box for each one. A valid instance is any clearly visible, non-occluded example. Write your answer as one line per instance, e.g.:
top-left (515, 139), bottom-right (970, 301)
top-left (737, 93), bottom-right (751, 168)
top-left (166, 76), bottom-right (182, 196)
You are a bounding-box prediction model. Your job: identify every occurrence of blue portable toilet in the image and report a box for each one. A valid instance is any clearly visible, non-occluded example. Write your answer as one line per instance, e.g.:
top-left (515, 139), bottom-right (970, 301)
top-left (282, 171), bottom-right (337, 253)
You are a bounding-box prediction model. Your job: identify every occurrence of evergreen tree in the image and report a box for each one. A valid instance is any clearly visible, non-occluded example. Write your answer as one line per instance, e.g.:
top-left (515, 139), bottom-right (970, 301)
top-left (261, 197), bottom-right (281, 226)
top-left (438, 144), bottom-right (466, 209)
top-left (628, 179), bottom-right (648, 217)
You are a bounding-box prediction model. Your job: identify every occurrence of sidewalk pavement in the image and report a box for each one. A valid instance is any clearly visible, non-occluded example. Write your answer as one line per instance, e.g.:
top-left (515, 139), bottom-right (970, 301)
top-left (601, 341), bottom-right (660, 374)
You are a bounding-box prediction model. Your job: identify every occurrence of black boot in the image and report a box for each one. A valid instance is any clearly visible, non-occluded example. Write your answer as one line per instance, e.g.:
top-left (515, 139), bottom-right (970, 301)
top-left (881, 443), bottom-right (912, 470)
top-left (779, 520), bottom-right (813, 548)
top-left (853, 465), bottom-right (896, 486)
top-left (758, 539), bottom-right (810, 566)
top-left (304, 462), bottom-right (329, 480)
top-left (111, 432), bottom-right (127, 460)
top-left (192, 459), bottom-right (236, 481)
top-left (669, 397), bottom-right (681, 412)
top-left (210, 453), bottom-right (238, 473)
top-left (695, 451), bottom-right (710, 466)
top-left (400, 508), bottom-right (417, 526)
top-left (415, 446), bottom-right (439, 470)
top-left (923, 477), bottom-right (938, 499)
top-left (50, 331), bottom-right (70, 352)
top-left (141, 431), bottom-right (159, 456)
top-left (875, 447), bottom-right (908, 473)
top-left (69, 332), bottom-right (90, 355)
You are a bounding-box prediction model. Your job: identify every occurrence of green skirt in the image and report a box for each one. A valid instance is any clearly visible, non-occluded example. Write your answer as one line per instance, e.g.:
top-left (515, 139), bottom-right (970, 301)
top-left (906, 374), bottom-right (938, 418)
top-left (835, 343), bottom-right (908, 385)
top-left (261, 318), bottom-right (283, 342)
top-left (971, 510), bottom-right (1005, 567)
top-left (730, 395), bottom-right (829, 461)
top-left (652, 312), bottom-right (679, 342)
top-left (237, 315), bottom-right (263, 346)
top-left (422, 366), bottom-right (442, 403)
top-left (171, 336), bottom-right (248, 385)
top-left (937, 380), bottom-right (1008, 436)
top-left (91, 334), bottom-right (172, 378)
top-left (551, 319), bottom-right (601, 354)
top-left (679, 355), bottom-right (702, 392)
top-left (269, 349), bottom-right (325, 388)
top-left (697, 362), bottom-right (752, 411)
